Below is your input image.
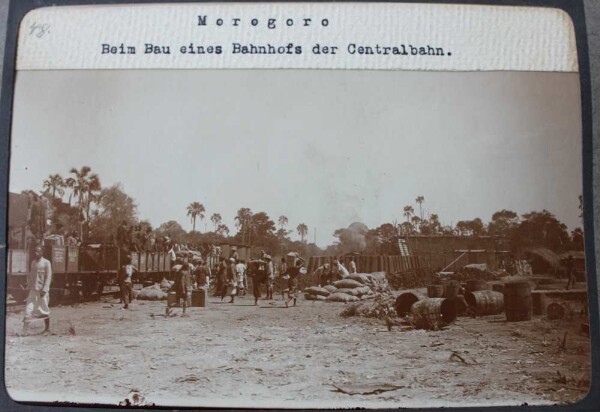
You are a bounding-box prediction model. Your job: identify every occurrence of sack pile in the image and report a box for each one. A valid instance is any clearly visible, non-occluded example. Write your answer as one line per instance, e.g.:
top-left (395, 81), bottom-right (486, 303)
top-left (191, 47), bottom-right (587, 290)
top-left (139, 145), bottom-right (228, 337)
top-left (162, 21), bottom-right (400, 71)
top-left (304, 278), bottom-right (375, 303)
top-left (160, 278), bottom-right (174, 290)
top-left (137, 284), bottom-right (167, 301)
top-left (303, 277), bottom-right (377, 302)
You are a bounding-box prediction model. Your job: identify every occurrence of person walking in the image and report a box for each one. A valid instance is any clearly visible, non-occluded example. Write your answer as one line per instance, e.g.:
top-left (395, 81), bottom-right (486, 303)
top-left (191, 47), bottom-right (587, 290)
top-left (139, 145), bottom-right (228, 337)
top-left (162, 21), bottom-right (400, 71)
top-left (285, 257), bottom-right (306, 308)
top-left (215, 257), bottom-right (227, 297)
top-left (278, 257), bottom-right (289, 300)
top-left (222, 258), bottom-right (237, 303)
top-left (118, 257), bottom-right (137, 310)
top-left (251, 259), bottom-right (268, 306)
top-left (265, 255), bottom-right (275, 300)
top-left (177, 263), bottom-right (194, 314)
top-left (22, 246), bottom-right (52, 335)
top-left (235, 259), bottom-right (247, 296)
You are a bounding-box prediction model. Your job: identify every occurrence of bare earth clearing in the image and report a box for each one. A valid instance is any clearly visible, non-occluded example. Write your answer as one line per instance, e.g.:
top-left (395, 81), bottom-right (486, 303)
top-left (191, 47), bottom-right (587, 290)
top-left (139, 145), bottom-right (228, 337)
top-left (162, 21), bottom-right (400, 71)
top-left (4, 290), bottom-right (591, 409)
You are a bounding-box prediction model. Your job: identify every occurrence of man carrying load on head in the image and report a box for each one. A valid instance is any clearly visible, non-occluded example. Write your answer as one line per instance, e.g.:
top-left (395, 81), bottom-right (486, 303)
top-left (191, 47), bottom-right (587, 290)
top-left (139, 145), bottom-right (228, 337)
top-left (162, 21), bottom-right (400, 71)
top-left (285, 256), bottom-right (306, 308)
top-left (22, 246), bottom-right (52, 335)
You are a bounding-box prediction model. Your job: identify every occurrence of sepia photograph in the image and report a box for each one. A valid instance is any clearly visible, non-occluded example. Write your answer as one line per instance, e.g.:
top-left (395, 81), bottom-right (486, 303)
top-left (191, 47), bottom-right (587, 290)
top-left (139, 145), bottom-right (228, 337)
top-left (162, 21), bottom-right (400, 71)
top-left (4, 67), bottom-right (590, 408)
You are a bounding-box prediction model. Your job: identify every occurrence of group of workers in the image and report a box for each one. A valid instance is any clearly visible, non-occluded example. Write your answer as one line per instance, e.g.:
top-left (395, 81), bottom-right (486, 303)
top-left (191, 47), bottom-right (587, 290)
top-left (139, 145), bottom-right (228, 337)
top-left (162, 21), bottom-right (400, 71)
top-left (213, 251), bottom-right (307, 308)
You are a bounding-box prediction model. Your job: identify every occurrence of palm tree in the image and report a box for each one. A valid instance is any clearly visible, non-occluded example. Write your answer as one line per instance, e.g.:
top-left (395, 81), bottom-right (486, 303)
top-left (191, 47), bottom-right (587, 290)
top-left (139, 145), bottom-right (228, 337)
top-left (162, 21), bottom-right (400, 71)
top-left (216, 224), bottom-right (230, 236)
top-left (210, 213), bottom-right (222, 231)
top-left (415, 196), bottom-right (425, 220)
top-left (297, 223), bottom-right (308, 243)
top-left (186, 202), bottom-right (205, 232)
top-left (429, 213), bottom-right (441, 234)
top-left (65, 166), bottom-right (101, 237)
top-left (403, 205), bottom-right (414, 222)
top-left (235, 208), bottom-right (253, 243)
top-left (43, 174), bottom-right (65, 199)
top-left (278, 215), bottom-right (289, 230)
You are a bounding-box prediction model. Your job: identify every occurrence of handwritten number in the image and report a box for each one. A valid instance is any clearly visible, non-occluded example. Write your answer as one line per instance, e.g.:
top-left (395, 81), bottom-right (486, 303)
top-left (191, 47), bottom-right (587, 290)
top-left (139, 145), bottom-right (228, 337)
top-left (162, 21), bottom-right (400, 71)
top-left (29, 23), bottom-right (50, 38)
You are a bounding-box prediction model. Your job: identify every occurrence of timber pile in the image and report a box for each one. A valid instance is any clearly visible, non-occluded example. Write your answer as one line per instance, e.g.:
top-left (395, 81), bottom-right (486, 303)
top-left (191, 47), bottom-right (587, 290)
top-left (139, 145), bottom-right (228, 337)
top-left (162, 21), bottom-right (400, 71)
top-left (445, 265), bottom-right (500, 282)
top-left (386, 268), bottom-right (437, 290)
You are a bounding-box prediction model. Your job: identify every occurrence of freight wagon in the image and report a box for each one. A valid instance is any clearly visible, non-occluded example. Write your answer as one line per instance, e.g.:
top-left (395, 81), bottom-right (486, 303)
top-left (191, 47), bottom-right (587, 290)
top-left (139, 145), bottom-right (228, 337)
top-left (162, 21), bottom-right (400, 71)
top-left (7, 244), bottom-right (173, 305)
top-left (6, 191), bottom-right (176, 304)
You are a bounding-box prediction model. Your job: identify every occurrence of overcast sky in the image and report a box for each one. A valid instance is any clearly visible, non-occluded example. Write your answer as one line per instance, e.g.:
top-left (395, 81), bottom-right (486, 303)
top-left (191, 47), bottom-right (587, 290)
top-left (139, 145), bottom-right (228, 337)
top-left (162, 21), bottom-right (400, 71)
top-left (10, 69), bottom-right (582, 246)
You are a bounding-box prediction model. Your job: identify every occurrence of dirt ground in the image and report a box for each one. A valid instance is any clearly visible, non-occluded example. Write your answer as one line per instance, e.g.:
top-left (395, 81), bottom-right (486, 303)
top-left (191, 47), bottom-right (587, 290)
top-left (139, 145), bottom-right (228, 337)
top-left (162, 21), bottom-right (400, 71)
top-left (3, 287), bottom-right (591, 409)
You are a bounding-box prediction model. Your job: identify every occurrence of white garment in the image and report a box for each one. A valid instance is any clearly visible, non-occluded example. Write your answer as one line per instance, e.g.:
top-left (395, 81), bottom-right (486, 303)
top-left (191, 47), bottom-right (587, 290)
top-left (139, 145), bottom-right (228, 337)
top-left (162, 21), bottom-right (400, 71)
top-left (24, 290), bottom-right (50, 319)
top-left (349, 261), bottom-right (357, 274)
top-left (337, 263), bottom-right (350, 278)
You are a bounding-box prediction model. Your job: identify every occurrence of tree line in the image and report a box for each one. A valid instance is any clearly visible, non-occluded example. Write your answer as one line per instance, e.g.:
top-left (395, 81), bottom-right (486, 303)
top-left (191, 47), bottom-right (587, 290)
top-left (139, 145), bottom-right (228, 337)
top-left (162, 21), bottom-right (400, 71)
top-left (23, 171), bottom-right (583, 257)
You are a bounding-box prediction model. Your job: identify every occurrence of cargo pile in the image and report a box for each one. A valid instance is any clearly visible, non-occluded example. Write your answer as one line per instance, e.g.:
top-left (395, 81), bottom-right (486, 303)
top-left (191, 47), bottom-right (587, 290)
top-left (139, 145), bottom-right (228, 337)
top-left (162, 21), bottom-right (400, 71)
top-left (340, 294), bottom-right (397, 320)
top-left (136, 284), bottom-right (167, 301)
top-left (385, 268), bottom-right (437, 289)
top-left (303, 273), bottom-right (390, 302)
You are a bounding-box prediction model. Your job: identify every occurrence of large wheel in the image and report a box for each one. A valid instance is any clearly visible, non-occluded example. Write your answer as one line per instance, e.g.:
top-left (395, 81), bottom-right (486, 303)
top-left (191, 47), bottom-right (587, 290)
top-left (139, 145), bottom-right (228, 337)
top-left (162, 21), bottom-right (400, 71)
top-left (49, 288), bottom-right (66, 306)
top-left (81, 278), bottom-right (99, 299)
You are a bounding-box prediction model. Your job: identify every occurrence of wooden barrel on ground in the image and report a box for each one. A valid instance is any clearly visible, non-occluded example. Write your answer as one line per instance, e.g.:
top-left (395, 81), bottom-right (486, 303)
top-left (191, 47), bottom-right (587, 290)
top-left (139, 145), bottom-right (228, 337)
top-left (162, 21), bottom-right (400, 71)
top-left (443, 281), bottom-right (461, 298)
top-left (410, 298), bottom-right (457, 330)
top-left (427, 285), bottom-right (445, 298)
top-left (504, 281), bottom-right (532, 322)
top-left (395, 291), bottom-right (427, 317)
top-left (466, 280), bottom-right (490, 293)
top-left (464, 290), bottom-right (504, 316)
top-left (547, 302), bottom-right (566, 320)
top-left (531, 291), bottom-right (547, 316)
top-left (450, 295), bottom-right (468, 316)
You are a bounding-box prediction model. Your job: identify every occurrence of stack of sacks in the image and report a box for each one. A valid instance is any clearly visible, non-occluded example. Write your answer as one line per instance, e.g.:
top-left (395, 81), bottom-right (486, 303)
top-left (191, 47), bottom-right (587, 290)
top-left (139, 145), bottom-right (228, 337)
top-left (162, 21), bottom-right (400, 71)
top-left (160, 278), bottom-right (174, 290)
top-left (303, 278), bottom-right (375, 302)
top-left (351, 272), bottom-right (392, 294)
top-left (304, 286), bottom-right (330, 301)
top-left (136, 284), bottom-right (167, 301)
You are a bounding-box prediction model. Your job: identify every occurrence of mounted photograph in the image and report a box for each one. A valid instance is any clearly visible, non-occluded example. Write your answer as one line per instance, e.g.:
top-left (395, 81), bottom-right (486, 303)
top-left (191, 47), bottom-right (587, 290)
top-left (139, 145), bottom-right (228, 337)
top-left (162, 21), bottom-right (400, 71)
top-left (2, 1), bottom-right (592, 410)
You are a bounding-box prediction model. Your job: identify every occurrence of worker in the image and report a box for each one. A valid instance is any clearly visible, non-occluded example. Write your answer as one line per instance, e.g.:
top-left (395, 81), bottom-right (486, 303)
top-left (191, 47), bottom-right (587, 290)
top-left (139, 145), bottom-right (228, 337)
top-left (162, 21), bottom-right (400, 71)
top-left (349, 257), bottom-right (357, 274)
top-left (314, 263), bottom-right (331, 286)
top-left (118, 257), bottom-right (137, 310)
top-left (251, 258), bottom-right (268, 306)
top-left (173, 262), bottom-right (194, 314)
top-left (222, 258), bottom-right (238, 303)
top-left (565, 255), bottom-right (576, 290)
top-left (331, 258), bottom-right (350, 281)
top-left (285, 257), bottom-right (305, 308)
top-left (265, 255), bottom-right (275, 300)
top-left (22, 246), bottom-right (52, 335)
top-left (278, 257), bottom-right (289, 300)
top-left (235, 259), bottom-right (247, 296)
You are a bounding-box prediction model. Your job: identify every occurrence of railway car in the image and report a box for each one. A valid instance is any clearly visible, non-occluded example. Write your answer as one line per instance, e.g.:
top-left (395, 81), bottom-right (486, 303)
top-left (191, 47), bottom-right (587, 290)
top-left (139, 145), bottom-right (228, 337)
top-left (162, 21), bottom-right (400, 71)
top-left (6, 192), bottom-right (175, 305)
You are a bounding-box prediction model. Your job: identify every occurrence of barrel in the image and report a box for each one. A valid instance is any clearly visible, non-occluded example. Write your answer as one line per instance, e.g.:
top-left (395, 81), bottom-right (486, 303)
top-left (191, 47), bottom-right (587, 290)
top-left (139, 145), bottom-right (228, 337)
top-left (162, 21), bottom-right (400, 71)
top-left (395, 291), bottom-right (427, 317)
top-left (547, 302), bottom-right (566, 320)
top-left (410, 298), bottom-right (457, 330)
top-left (449, 294), bottom-right (468, 316)
top-left (466, 280), bottom-right (490, 292)
top-left (167, 292), bottom-right (178, 307)
top-left (427, 285), bottom-right (445, 298)
top-left (504, 281), bottom-right (532, 322)
top-left (531, 291), bottom-right (547, 316)
top-left (192, 288), bottom-right (207, 307)
top-left (443, 281), bottom-right (461, 298)
top-left (492, 283), bottom-right (504, 294)
top-left (464, 290), bottom-right (504, 316)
